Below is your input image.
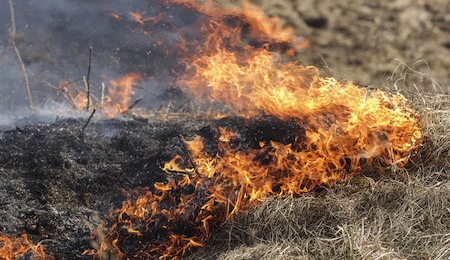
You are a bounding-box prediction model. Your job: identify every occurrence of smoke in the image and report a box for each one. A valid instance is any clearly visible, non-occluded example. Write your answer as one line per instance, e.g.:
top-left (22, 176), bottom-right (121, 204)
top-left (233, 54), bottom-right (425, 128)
top-left (0, 0), bottom-right (203, 125)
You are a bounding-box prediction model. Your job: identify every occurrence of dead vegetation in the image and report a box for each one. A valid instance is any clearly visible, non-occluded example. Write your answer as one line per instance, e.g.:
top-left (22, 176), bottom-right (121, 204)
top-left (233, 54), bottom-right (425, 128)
top-left (189, 160), bottom-right (449, 259)
top-left (187, 63), bottom-right (450, 260)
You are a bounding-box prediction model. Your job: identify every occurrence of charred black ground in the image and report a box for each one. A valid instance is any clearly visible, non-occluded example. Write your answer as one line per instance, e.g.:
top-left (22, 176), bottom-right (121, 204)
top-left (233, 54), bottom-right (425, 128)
top-left (0, 115), bottom-right (306, 258)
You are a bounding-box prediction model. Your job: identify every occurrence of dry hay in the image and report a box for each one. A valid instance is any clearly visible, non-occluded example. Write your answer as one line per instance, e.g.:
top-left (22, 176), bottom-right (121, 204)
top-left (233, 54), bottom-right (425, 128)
top-left (187, 62), bottom-right (450, 260)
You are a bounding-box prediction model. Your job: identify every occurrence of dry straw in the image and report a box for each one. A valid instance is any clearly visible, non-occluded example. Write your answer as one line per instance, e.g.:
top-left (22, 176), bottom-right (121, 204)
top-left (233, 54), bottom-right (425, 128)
top-left (187, 60), bottom-right (450, 260)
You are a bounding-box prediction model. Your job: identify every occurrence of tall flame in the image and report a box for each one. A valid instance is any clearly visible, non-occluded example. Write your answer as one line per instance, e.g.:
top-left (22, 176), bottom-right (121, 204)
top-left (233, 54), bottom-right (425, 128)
top-left (85, 0), bottom-right (422, 259)
top-left (181, 49), bottom-right (421, 165)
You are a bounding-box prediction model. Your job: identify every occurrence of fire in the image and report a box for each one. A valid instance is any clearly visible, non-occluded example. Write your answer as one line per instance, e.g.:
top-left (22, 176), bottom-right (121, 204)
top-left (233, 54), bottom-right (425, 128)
top-left (228, 0), bottom-right (308, 54)
top-left (181, 49), bottom-right (421, 165)
top-left (104, 73), bottom-right (143, 117)
top-left (85, 0), bottom-right (423, 259)
top-left (61, 73), bottom-right (143, 118)
top-left (58, 81), bottom-right (89, 111)
top-left (129, 11), bottom-right (165, 27)
top-left (109, 12), bottom-right (122, 21)
top-left (64, 0), bottom-right (304, 118)
top-left (0, 233), bottom-right (51, 260)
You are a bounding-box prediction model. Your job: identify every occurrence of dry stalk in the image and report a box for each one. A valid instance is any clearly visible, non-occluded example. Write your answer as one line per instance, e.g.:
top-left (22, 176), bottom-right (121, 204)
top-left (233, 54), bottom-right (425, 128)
top-left (101, 82), bottom-right (106, 108)
top-left (384, 59), bottom-right (444, 96)
top-left (178, 134), bottom-right (197, 170)
top-left (86, 47), bottom-right (93, 110)
top-left (80, 109), bottom-right (96, 137)
top-left (123, 99), bottom-right (142, 115)
top-left (9, 0), bottom-right (33, 109)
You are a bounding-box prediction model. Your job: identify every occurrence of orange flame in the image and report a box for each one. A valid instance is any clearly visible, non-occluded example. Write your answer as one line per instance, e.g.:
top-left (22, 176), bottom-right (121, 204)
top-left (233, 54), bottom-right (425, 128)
top-left (58, 81), bottom-right (88, 111)
top-left (129, 11), bottom-right (164, 27)
top-left (61, 73), bottom-right (143, 117)
top-left (85, 0), bottom-right (423, 259)
top-left (181, 49), bottom-right (422, 165)
top-left (0, 233), bottom-right (52, 260)
top-left (104, 73), bottom-right (143, 117)
top-left (110, 12), bottom-right (122, 21)
top-left (228, 0), bottom-right (308, 54)
top-left (65, 0), bottom-right (305, 118)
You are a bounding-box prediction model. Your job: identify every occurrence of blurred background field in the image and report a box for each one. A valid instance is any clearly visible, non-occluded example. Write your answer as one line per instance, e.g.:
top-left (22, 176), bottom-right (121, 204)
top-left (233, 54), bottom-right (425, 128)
top-left (224, 0), bottom-right (450, 92)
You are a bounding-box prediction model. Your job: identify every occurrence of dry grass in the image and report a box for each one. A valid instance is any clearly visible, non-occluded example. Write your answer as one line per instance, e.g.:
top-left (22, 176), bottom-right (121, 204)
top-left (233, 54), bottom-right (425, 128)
top-left (187, 61), bottom-right (450, 260)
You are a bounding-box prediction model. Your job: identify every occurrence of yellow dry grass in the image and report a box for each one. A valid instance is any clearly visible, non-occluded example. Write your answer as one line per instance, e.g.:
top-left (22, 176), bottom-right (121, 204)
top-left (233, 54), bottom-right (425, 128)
top-left (187, 61), bottom-right (450, 259)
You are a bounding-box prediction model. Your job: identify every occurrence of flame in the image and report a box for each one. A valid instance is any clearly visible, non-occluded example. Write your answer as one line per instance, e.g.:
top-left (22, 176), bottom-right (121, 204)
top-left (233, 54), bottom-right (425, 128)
top-left (110, 12), bottom-right (122, 21)
top-left (188, 0), bottom-right (304, 57)
top-left (58, 81), bottom-right (89, 111)
top-left (61, 73), bottom-right (143, 117)
top-left (228, 0), bottom-right (308, 54)
top-left (66, 0), bottom-right (304, 118)
top-left (129, 11), bottom-right (165, 27)
top-left (0, 233), bottom-right (51, 260)
top-left (104, 73), bottom-right (143, 117)
top-left (181, 49), bottom-right (422, 165)
top-left (85, 0), bottom-right (423, 259)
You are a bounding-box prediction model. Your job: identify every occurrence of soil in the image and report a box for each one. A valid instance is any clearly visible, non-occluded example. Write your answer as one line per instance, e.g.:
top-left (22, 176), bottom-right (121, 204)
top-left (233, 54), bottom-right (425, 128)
top-left (250, 0), bottom-right (450, 90)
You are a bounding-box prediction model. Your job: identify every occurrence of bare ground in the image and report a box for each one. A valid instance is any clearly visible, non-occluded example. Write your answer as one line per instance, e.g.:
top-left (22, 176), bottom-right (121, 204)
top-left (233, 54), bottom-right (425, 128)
top-left (250, 0), bottom-right (450, 91)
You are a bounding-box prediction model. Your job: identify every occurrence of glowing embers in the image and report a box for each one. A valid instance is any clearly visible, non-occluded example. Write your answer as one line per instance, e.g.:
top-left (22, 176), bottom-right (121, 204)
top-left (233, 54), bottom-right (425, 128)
top-left (0, 233), bottom-right (51, 260)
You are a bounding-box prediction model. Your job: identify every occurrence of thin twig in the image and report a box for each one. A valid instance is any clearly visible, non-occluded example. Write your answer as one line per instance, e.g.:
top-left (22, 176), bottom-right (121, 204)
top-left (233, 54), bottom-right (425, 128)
top-left (174, 98), bottom-right (191, 112)
top-left (86, 47), bottom-right (92, 110)
top-left (101, 82), bottom-right (105, 108)
top-left (42, 80), bottom-right (78, 109)
top-left (9, 0), bottom-right (33, 109)
top-left (81, 109), bottom-right (96, 136)
top-left (125, 98), bottom-right (142, 113)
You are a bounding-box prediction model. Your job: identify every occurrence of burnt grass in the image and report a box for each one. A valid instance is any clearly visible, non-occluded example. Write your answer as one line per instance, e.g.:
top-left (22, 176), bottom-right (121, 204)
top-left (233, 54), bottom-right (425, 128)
top-left (0, 115), bottom-right (305, 259)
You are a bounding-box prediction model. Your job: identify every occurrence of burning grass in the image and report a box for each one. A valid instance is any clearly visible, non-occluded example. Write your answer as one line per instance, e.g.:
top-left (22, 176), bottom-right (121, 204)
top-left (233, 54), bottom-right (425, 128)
top-left (179, 66), bottom-right (450, 259)
top-left (0, 89), bottom-right (447, 259)
top-left (80, 91), bottom-right (444, 259)
top-left (0, 233), bottom-right (49, 260)
top-left (185, 92), bottom-right (450, 259)
top-left (81, 1), bottom-right (423, 258)
top-left (0, 0), bottom-right (448, 259)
